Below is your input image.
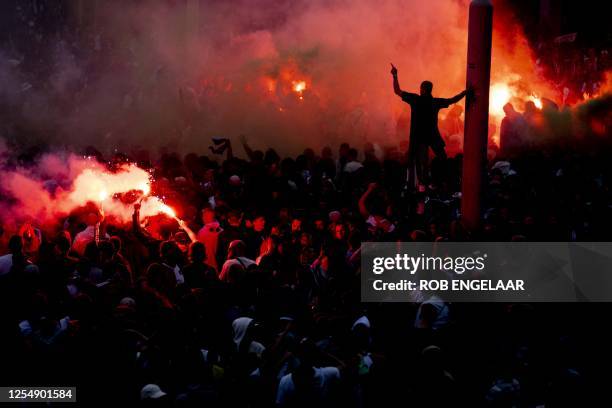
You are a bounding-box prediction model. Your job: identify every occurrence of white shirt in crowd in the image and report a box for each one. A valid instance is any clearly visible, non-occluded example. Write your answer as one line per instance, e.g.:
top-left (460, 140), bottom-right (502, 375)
top-left (220, 256), bottom-right (255, 281)
top-left (0, 254), bottom-right (14, 276)
top-left (343, 161), bottom-right (363, 173)
top-left (276, 366), bottom-right (340, 406)
top-left (72, 225), bottom-right (109, 256)
top-left (196, 221), bottom-right (222, 270)
top-left (163, 263), bottom-right (184, 285)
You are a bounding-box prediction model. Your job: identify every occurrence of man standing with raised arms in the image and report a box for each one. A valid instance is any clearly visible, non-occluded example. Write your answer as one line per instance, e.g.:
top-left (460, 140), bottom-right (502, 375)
top-left (391, 63), bottom-right (468, 189)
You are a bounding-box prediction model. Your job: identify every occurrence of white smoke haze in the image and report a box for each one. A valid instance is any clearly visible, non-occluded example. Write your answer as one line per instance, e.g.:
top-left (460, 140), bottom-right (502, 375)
top-left (0, 151), bottom-right (176, 228)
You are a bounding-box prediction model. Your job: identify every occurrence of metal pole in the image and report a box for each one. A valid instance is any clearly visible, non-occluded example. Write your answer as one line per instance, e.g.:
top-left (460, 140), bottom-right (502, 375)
top-left (461, 0), bottom-right (493, 231)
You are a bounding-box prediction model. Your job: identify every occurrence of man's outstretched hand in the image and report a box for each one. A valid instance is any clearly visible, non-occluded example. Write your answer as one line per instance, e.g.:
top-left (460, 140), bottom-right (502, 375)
top-left (390, 63), bottom-right (398, 76)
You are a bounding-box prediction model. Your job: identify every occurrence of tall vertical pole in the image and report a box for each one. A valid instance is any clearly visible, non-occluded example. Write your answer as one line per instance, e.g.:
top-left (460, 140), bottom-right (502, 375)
top-left (461, 0), bottom-right (493, 232)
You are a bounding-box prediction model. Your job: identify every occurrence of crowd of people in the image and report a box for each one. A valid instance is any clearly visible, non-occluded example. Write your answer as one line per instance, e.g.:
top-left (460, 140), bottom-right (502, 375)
top-left (0, 2), bottom-right (610, 406)
top-left (1, 133), bottom-right (610, 407)
top-left (535, 41), bottom-right (610, 105)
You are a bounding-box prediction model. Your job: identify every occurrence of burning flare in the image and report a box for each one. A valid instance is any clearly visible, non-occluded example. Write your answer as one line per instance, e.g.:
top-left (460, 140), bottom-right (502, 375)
top-left (67, 162), bottom-right (176, 222)
top-left (292, 80), bottom-right (306, 93)
top-left (158, 203), bottom-right (177, 219)
top-left (292, 80), bottom-right (306, 100)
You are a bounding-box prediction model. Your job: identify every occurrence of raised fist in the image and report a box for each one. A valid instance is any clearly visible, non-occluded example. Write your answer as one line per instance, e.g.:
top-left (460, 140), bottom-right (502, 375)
top-left (390, 63), bottom-right (398, 76)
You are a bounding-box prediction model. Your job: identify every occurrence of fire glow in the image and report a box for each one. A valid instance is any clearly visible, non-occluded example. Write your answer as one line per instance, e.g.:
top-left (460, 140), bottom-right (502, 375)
top-left (0, 156), bottom-right (179, 227)
top-left (258, 59), bottom-right (311, 107)
top-left (292, 80), bottom-right (307, 99)
top-left (69, 165), bottom-right (151, 205)
top-left (69, 164), bottom-right (178, 222)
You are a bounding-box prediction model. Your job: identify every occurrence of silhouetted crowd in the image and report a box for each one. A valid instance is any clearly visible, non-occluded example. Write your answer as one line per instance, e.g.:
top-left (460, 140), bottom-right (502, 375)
top-left (535, 41), bottom-right (610, 105)
top-left (1, 135), bottom-right (611, 407)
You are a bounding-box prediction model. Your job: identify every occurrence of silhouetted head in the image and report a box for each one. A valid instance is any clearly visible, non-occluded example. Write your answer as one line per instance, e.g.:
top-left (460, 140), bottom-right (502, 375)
top-left (189, 241), bottom-right (206, 263)
top-left (339, 143), bottom-right (350, 158)
top-left (202, 207), bottom-right (216, 224)
top-left (420, 80), bottom-right (433, 96)
top-left (252, 150), bottom-right (264, 163)
top-left (160, 240), bottom-right (179, 263)
top-left (503, 102), bottom-right (515, 116)
top-left (85, 211), bottom-right (100, 226)
top-left (8, 235), bottom-right (23, 255)
top-left (227, 240), bottom-right (246, 259)
top-left (227, 211), bottom-right (241, 227)
top-left (54, 234), bottom-right (71, 256)
top-left (109, 236), bottom-right (121, 252)
top-left (98, 240), bottom-right (115, 263)
top-left (253, 215), bottom-right (266, 232)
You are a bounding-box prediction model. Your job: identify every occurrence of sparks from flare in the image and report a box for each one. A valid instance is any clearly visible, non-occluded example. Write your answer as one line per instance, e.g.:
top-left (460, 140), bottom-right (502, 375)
top-left (64, 162), bottom-right (182, 222)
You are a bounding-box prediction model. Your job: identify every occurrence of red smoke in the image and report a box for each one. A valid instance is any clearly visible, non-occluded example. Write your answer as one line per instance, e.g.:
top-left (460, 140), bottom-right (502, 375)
top-left (0, 153), bottom-right (177, 230)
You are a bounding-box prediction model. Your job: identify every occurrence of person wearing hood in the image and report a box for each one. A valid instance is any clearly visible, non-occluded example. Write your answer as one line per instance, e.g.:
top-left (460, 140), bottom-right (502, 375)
top-left (197, 207), bottom-right (223, 272)
top-left (232, 316), bottom-right (266, 358)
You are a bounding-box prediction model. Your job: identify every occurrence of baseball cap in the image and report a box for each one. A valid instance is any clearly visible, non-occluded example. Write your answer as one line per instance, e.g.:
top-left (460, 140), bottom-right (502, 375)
top-left (140, 384), bottom-right (166, 400)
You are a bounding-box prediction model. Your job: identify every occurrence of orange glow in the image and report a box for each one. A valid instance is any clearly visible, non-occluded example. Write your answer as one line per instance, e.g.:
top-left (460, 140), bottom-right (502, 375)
top-left (266, 77), bottom-right (276, 93)
top-left (530, 95), bottom-right (542, 109)
top-left (487, 80), bottom-right (549, 147)
top-left (293, 80), bottom-right (306, 93)
top-left (63, 163), bottom-right (181, 222)
top-left (258, 61), bottom-right (311, 109)
top-left (70, 164), bottom-right (151, 206)
top-left (490, 83), bottom-right (512, 119)
top-left (490, 82), bottom-right (544, 121)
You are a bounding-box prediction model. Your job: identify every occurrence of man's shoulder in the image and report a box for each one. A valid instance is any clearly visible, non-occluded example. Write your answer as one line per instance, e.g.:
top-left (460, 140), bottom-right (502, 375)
top-left (198, 223), bottom-right (222, 235)
top-left (317, 366), bottom-right (341, 380)
top-left (222, 258), bottom-right (239, 268)
top-left (237, 257), bottom-right (256, 266)
top-left (278, 373), bottom-right (294, 388)
top-left (401, 91), bottom-right (418, 102)
top-left (276, 373), bottom-right (295, 405)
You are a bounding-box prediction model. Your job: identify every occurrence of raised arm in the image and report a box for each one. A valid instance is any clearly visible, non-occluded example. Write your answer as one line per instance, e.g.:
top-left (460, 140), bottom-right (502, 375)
top-left (240, 134), bottom-right (256, 161)
top-left (132, 203), bottom-right (142, 235)
top-left (391, 63), bottom-right (402, 96)
top-left (132, 203), bottom-right (151, 241)
top-left (225, 138), bottom-right (233, 160)
top-left (446, 89), bottom-right (468, 105)
top-left (358, 183), bottom-right (377, 218)
top-left (177, 219), bottom-right (197, 242)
